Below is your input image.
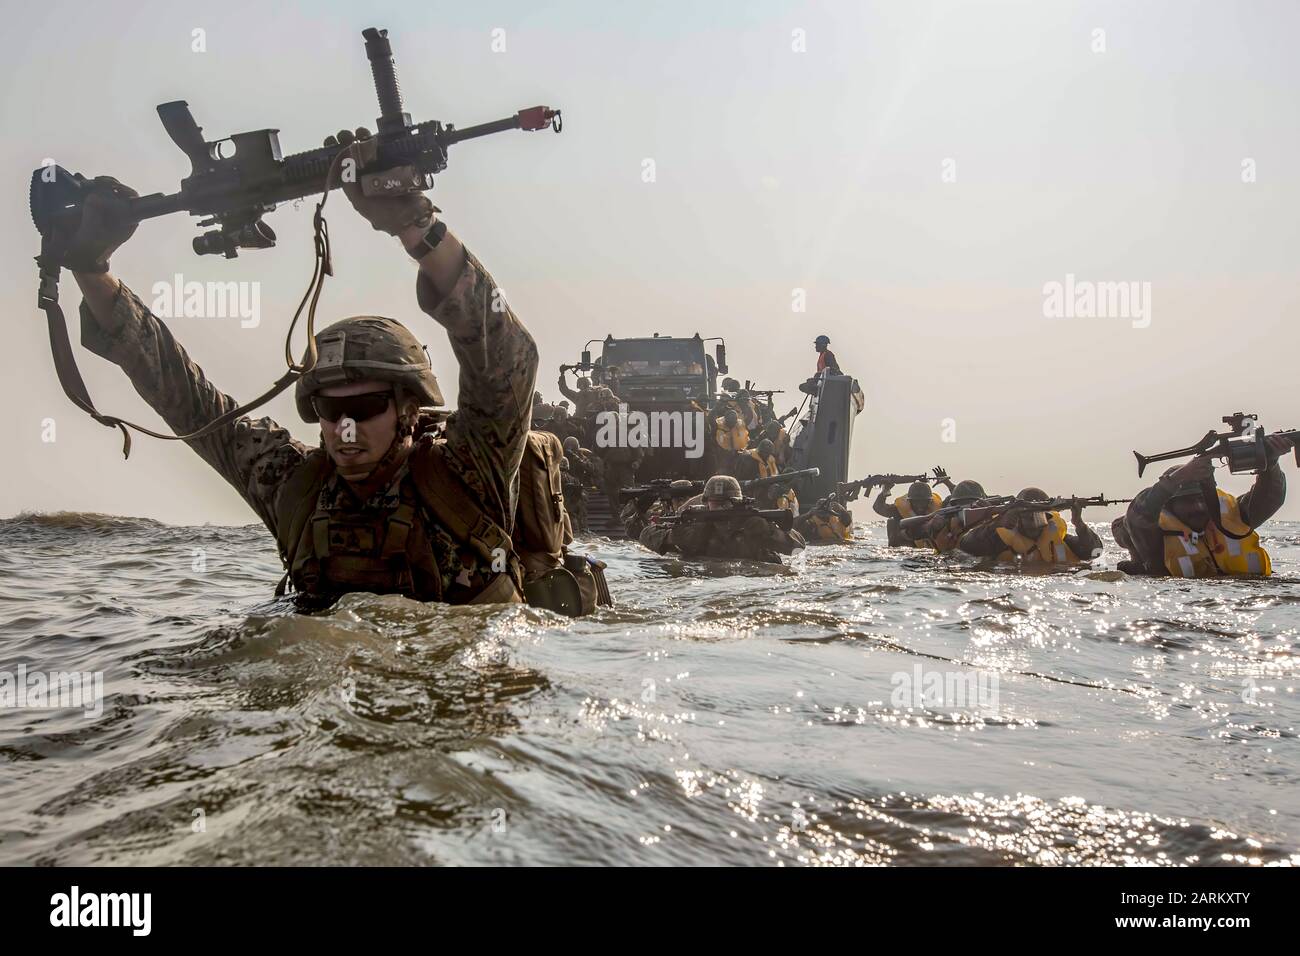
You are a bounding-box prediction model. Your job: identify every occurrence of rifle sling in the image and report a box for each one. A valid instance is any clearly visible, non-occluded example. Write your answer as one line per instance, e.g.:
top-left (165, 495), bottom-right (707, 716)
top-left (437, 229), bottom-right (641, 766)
top-left (34, 164), bottom-right (340, 459)
top-left (38, 257), bottom-right (300, 459)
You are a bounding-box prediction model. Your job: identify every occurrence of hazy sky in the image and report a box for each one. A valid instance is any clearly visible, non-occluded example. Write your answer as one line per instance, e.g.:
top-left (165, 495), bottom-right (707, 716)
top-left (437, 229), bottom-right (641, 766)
top-left (2, 0), bottom-right (1297, 526)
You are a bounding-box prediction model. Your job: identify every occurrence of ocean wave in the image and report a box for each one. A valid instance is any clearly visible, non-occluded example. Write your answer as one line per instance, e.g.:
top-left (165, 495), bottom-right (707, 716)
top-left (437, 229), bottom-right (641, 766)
top-left (0, 511), bottom-right (167, 532)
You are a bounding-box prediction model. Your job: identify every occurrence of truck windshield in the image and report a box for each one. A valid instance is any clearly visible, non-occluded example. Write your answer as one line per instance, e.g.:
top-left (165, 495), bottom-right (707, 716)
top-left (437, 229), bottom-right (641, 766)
top-left (603, 340), bottom-right (705, 376)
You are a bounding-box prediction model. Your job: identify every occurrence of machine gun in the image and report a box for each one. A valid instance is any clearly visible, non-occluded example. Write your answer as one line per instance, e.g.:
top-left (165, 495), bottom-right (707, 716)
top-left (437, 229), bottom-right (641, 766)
top-left (741, 382), bottom-right (783, 400)
top-left (28, 27), bottom-right (561, 458)
top-left (1134, 413), bottom-right (1300, 477)
top-left (655, 503), bottom-right (796, 533)
top-left (30, 28), bottom-right (561, 258)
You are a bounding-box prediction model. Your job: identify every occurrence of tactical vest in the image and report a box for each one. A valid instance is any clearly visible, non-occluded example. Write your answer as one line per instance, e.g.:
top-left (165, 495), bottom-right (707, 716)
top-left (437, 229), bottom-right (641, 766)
top-left (994, 512), bottom-right (1084, 565)
top-left (273, 439), bottom-right (524, 606)
top-left (1158, 489), bottom-right (1271, 578)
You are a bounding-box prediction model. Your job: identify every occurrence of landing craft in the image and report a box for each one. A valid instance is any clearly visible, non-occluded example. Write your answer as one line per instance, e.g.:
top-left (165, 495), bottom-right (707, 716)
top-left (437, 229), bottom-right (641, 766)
top-left (557, 333), bottom-right (861, 536)
top-left (789, 371), bottom-right (866, 502)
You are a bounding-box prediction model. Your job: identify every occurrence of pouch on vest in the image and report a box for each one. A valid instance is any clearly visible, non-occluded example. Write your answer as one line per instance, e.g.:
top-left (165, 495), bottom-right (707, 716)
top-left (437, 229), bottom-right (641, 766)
top-left (565, 551), bottom-right (614, 614)
top-left (523, 566), bottom-right (584, 616)
top-left (516, 431), bottom-right (570, 561)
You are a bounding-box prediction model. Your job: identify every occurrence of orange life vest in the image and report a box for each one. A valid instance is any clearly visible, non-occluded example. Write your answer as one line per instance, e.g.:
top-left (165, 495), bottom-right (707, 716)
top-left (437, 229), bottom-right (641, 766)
top-left (1158, 489), bottom-right (1271, 578)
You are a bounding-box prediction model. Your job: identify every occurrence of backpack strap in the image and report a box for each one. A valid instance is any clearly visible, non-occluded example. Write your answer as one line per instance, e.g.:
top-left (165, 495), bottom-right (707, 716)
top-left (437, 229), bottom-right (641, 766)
top-left (408, 442), bottom-right (525, 597)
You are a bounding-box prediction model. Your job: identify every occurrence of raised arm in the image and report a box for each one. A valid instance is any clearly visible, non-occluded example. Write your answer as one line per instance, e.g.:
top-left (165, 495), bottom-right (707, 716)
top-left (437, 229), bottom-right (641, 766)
top-left (873, 487), bottom-right (900, 518)
top-left (1237, 436), bottom-right (1292, 527)
top-left (556, 371), bottom-right (582, 403)
top-left (336, 136), bottom-right (538, 526)
top-left (1064, 505), bottom-right (1104, 560)
top-left (67, 183), bottom-right (307, 534)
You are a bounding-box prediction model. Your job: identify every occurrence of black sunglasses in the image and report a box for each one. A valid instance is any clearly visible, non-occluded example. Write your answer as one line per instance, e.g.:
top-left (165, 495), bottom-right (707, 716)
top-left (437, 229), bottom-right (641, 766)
top-left (312, 390), bottom-right (393, 424)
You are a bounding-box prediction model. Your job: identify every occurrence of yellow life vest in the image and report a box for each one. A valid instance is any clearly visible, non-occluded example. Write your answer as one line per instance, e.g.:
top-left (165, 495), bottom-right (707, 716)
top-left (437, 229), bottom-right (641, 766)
top-left (928, 515), bottom-right (963, 553)
top-left (747, 450), bottom-right (797, 511)
top-left (715, 420), bottom-right (749, 452)
top-left (1158, 489), bottom-right (1271, 578)
top-left (994, 512), bottom-right (1083, 565)
top-left (893, 493), bottom-right (942, 520)
top-left (894, 493), bottom-right (941, 548)
top-left (748, 449), bottom-right (778, 478)
top-left (804, 511), bottom-right (851, 543)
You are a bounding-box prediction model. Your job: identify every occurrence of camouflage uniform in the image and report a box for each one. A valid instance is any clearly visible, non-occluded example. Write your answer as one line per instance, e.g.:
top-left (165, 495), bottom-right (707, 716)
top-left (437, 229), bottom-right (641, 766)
top-left (79, 249), bottom-right (538, 602)
top-left (641, 507), bottom-right (804, 562)
top-left (561, 465), bottom-right (588, 534)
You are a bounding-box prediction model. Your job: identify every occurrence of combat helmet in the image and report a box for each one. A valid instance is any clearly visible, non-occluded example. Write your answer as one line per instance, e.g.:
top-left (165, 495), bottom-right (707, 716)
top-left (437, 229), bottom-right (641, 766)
top-left (563, 436), bottom-right (581, 454)
top-left (948, 480), bottom-right (987, 504)
top-left (721, 377), bottom-right (741, 393)
top-left (703, 475), bottom-right (743, 504)
top-left (295, 316), bottom-right (443, 422)
top-left (669, 479), bottom-right (695, 496)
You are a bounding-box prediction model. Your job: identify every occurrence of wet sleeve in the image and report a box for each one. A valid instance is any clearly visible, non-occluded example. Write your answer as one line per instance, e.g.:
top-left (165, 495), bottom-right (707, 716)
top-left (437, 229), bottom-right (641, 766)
top-left (418, 247), bottom-right (539, 530)
top-left (958, 523), bottom-right (1004, 558)
top-left (557, 377), bottom-right (580, 402)
top-left (1238, 463), bottom-right (1286, 528)
top-left (1124, 479), bottom-right (1180, 574)
top-left (79, 282), bottom-right (310, 533)
top-left (873, 490), bottom-right (900, 518)
top-left (1065, 521), bottom-right (1103, 561)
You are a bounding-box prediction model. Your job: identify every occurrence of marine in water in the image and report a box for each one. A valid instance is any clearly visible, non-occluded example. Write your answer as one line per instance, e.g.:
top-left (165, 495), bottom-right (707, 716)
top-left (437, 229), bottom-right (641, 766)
top-left (640, 475), bottom-right (805, 563)
top-left (56, 144), bottom-right (606, 611)
top-left (1123, 441), bottom-right (1292, 577)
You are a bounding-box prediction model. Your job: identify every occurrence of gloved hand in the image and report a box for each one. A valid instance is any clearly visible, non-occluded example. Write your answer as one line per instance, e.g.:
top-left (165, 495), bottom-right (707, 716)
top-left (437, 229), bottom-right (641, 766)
top-left (327, 127), bottom-right (436, 236)
top-left (1170, 453), bottom-right (1215, 486)
top-left (1264, 434), bottom-right (1295, 466)
top-left (54, 177), bottom-right (139, 273)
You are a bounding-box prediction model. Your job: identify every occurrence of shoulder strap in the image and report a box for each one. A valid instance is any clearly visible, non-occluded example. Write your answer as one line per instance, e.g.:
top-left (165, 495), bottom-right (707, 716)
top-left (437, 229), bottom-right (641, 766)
top-left (275, 450), bottom-right (333, 570)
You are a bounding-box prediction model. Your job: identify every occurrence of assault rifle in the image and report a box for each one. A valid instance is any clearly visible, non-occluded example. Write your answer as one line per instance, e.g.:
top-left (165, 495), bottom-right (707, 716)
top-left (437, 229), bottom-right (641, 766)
top-left (745, 467), bottom-right (820, 493)
top-left (904, 495), bottom-right (1132, 535)
top-left (836, 471), bottom-right (933, 502)
top-left (618, 479), bottom-right (703, 508)
top-left (656, 503), bottom-right (795, 533)
top-left (897, 495), bottom-right (1014, 537)
top-left (30, 28), bottom-right (561, 258)
top-left (1134, 412), bottom-right (1300, 477)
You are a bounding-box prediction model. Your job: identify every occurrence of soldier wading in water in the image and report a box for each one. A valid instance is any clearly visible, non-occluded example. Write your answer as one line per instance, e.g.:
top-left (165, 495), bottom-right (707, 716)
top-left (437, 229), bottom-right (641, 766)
top-left (56, 140), bottom-right (606, 614)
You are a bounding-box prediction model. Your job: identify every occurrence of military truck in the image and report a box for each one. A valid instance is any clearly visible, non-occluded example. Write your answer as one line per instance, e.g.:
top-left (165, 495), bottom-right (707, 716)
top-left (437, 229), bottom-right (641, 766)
top-left (564, 333), bottom-right (728, 483)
